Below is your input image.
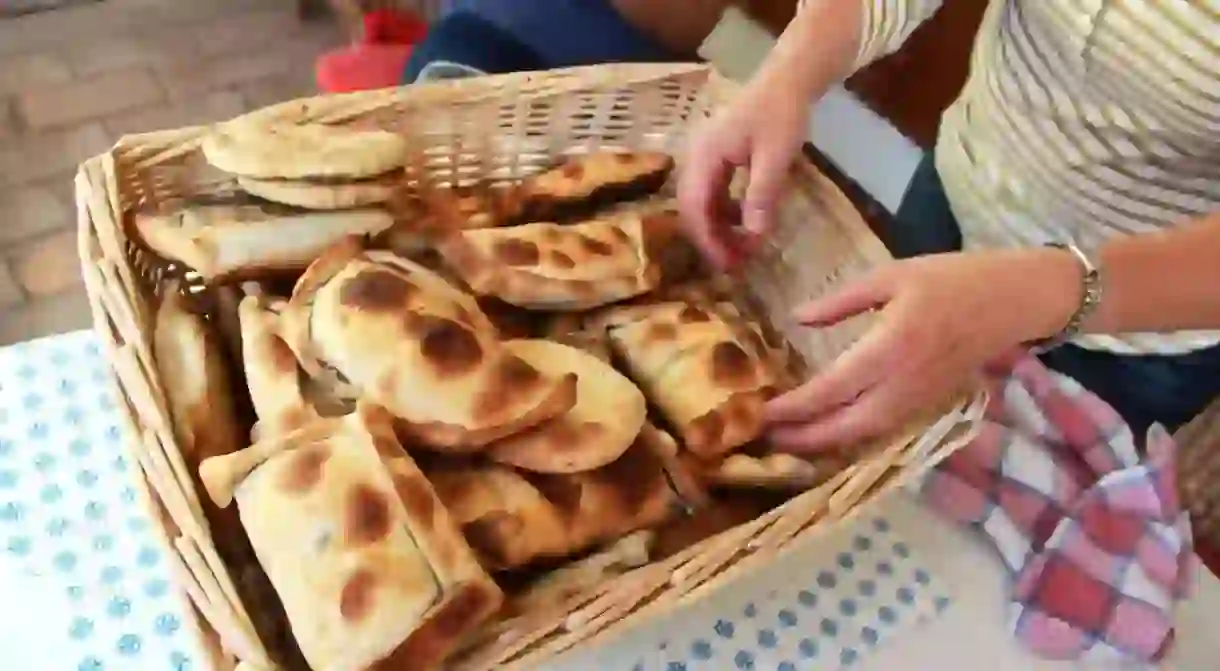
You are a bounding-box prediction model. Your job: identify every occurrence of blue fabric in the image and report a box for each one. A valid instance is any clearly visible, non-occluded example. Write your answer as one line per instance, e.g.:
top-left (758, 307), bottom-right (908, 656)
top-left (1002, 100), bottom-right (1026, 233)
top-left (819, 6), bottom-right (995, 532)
top-left (434, 0), bottom-right (679, 67)
top-left (403, 12), bottom-right (545, 83)
top-left (890, 153), bottom-right (1220, 435)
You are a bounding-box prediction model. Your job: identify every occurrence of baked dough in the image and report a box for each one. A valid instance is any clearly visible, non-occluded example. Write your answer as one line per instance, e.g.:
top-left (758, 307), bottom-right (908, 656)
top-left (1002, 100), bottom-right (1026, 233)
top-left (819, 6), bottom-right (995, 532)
top-left (486, 339), bottom-right (647, 474)
top-left (153, 281), bottom-right (247, 554)
top-left (425, 424), bottom-right (687, 571)
top-left (514, 150), bottom-right (674, 223)
top-left (238, 295), bottom-right (330, 442)
top-left (504, 531), bottom-right (654, 616)
top-left (440, 211), bottom-right (683, 310)
top-left (684, 452), bottom-right (844, 491)
top-left (134, 201), bottom-right (394, 281)
top-left (197, 406), bottom-right (502, 671)
top-left (236, 172), bottom-right (401, 210)
top-left (598, 301), bottom-right (780, 458)
top-left (202, 121), bottom-right (408, 180)
top-left (281, 238), bottom-right (577, 450)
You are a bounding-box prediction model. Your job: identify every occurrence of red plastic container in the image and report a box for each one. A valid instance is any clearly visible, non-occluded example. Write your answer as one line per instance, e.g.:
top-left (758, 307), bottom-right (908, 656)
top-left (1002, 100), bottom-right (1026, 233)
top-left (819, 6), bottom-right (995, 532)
top-left (315, 9), bottom-right (428, 93)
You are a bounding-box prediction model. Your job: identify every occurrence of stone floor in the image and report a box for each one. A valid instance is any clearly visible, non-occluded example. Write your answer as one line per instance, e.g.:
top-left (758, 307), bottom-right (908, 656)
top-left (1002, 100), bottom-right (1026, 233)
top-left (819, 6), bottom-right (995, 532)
top-left (0, 0), bottom-right (341, 345)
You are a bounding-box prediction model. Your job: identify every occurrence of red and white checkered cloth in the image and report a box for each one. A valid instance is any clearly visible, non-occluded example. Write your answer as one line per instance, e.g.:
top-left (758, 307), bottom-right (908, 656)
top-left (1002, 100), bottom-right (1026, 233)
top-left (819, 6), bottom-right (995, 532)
top-left (922, 352), bottom-right (1195, 663)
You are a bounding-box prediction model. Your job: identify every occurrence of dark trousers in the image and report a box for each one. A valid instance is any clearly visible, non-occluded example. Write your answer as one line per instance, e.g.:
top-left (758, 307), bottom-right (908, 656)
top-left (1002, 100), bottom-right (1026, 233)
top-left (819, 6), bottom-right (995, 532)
top-left (888, 154), bottom-right (1220, 436)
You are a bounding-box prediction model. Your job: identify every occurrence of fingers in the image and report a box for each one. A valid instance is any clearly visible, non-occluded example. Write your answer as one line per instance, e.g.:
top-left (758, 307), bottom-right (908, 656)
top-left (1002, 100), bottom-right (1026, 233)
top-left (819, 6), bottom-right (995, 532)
top-left (677, 143), bottom-right (737, 269)
top-left (793, 273), bottom-right (892, 327)
top-left (763, 305), bottom-right (903, 424)
top-left (767, 380), bottom-right (904, 452)
top-left (742, 143), bottom-right (792, 235)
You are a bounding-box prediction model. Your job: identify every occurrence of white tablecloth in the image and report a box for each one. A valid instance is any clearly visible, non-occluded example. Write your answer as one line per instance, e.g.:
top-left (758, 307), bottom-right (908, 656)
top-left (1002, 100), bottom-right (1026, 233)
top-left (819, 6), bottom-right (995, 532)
top-left (1, 331), bottom-right (1216, 670)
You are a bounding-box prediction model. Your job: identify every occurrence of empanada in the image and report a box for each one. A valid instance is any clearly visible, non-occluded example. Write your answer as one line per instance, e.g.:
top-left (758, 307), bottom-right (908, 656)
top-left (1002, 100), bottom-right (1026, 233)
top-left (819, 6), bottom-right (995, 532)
top-left (486, 339), bottom-right (647, 474)
top-left (153, 281), bottom-right (247, 555)
top-left (440, 211), bottom-right (683, 310)
top-left (684, 452), bottom-right (844, 491)
top-left (598, 301), bottom-right (780, 458)
top-left (513, 150), bottom-right (674, 223)
top-left (198, 406), bottom-right (502, 671)
top-left (281, 238), bottom-right (577, 450)
top-left (239, 295), bottom-right (337, 442)
top-left (425, 424), bottom-right (689, 571)
top-left (134, 200), bottom-right (394, 281)
top-left (424, 149), bottom-right (673, 229)
top-left (504, 531), bottom-right (654, 616)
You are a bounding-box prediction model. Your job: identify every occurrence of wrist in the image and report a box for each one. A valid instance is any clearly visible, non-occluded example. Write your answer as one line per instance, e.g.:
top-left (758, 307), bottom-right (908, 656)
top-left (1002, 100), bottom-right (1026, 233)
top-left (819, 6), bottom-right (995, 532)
top-left (1020, 244), bottom-right (1100, 346)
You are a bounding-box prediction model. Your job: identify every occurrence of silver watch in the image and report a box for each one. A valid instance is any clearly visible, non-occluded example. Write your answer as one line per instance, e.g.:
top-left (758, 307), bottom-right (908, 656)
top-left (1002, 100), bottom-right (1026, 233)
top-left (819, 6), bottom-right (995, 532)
top-left (1028, 241), bottom-right (1103, 353)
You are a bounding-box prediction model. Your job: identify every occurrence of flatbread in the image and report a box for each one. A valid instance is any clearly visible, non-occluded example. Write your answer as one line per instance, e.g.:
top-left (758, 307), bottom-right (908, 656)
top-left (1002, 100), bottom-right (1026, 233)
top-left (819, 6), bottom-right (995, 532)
top-left (237, 172), bottom-right (401, 210)
top-left (134, 201), bottom-right (394, 281)
top-left (197, 407), bottom-right (502, 671)
top-left (600, 301), bottom-right (779, 458)
top-left (440, 211), bottom-right (683, 310)
top-left (280, 238), bottom-right (576, 450)
top-left (487, 339), bottom-right (647, 474)
top-left (202, 121), bottom-right (408, 180)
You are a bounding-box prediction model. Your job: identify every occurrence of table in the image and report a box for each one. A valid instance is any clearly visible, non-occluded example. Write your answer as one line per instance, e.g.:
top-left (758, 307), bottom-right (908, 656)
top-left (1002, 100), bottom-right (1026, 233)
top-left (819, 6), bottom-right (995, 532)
top-left (2, 331), bottom-right (1217, 670)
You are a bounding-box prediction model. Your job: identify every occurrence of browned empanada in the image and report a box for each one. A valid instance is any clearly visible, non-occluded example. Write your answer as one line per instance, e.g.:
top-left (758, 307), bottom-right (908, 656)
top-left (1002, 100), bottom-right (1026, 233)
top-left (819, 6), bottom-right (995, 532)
top-left (485, 339), bottom-right (647, 474)
top-left (683, 452), bottom-right (845, 491)
top-left (198, 406), bottom-right (502, 671)
top-left (426, 424), bottom-right (690, 571)
top-left (439, 211), bottom-right (684, 310)
top-left (514, 150), bottom-right (674, 223)
top-left (597, 301), bottom-right (781, 458)
top-left (504, 531), bottom-right (654, 616)
top-left (153, 281), bottom-right (247, 556)
top-left (280, 238), bottom-right (577, 451)
top-left (238, 295), bottom-right (322, 440)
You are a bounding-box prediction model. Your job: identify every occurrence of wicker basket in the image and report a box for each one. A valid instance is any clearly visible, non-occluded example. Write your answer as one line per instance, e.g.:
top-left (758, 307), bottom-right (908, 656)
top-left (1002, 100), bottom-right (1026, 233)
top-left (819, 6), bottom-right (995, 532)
top-left (76, 63), bottom-right (984, 670)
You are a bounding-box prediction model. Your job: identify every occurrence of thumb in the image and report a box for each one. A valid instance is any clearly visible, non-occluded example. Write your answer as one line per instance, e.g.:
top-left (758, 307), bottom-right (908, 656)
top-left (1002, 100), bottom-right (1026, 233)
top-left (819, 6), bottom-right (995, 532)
top-left (741, 143), bottom-right (792, 235)
top-left (793, 273), bottom-right (892, 326)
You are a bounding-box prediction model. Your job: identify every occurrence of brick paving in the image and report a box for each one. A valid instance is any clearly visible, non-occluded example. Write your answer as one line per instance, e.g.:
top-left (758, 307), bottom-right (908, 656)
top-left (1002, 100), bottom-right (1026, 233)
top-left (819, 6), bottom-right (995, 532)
top-left (0, 0), bottom-right (340, 345)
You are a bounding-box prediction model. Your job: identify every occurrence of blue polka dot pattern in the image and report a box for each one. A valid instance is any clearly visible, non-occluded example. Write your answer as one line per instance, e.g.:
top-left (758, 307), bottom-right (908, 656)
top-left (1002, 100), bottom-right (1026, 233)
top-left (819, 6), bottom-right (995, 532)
top-left (862, 626), bottom-right (880, 646)
top-left (859, 579), bottom-right (877, 597)
top-left (0, 332), bottom-right (207, 671)
top-left (756, 629), bottom-right (777, 648)
top-left (596, 514), bottom-right (954, 670)
top-left (116, 633), bottom-right (142, 656)
top-left (714, 620), bottom-right (735, 639)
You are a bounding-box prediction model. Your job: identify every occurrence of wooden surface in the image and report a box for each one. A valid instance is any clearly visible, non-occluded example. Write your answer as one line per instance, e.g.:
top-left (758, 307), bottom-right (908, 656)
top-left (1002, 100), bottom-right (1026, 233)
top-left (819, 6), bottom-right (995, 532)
top-left (734, 0), bottom-right (988, 150)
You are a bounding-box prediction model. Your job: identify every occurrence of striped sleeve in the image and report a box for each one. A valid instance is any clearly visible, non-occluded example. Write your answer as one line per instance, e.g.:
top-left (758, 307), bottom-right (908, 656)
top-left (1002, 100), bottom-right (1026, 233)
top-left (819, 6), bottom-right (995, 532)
top-left (852, 0), bottom-right (945, 69)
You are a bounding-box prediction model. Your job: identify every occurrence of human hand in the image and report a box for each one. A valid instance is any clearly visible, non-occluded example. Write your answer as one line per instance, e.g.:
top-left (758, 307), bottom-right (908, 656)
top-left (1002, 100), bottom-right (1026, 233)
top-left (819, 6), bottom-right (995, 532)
top-left (677, 74), bottom-right (812, 269)
top-left (764, 248), bottom-right (1083, 451)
